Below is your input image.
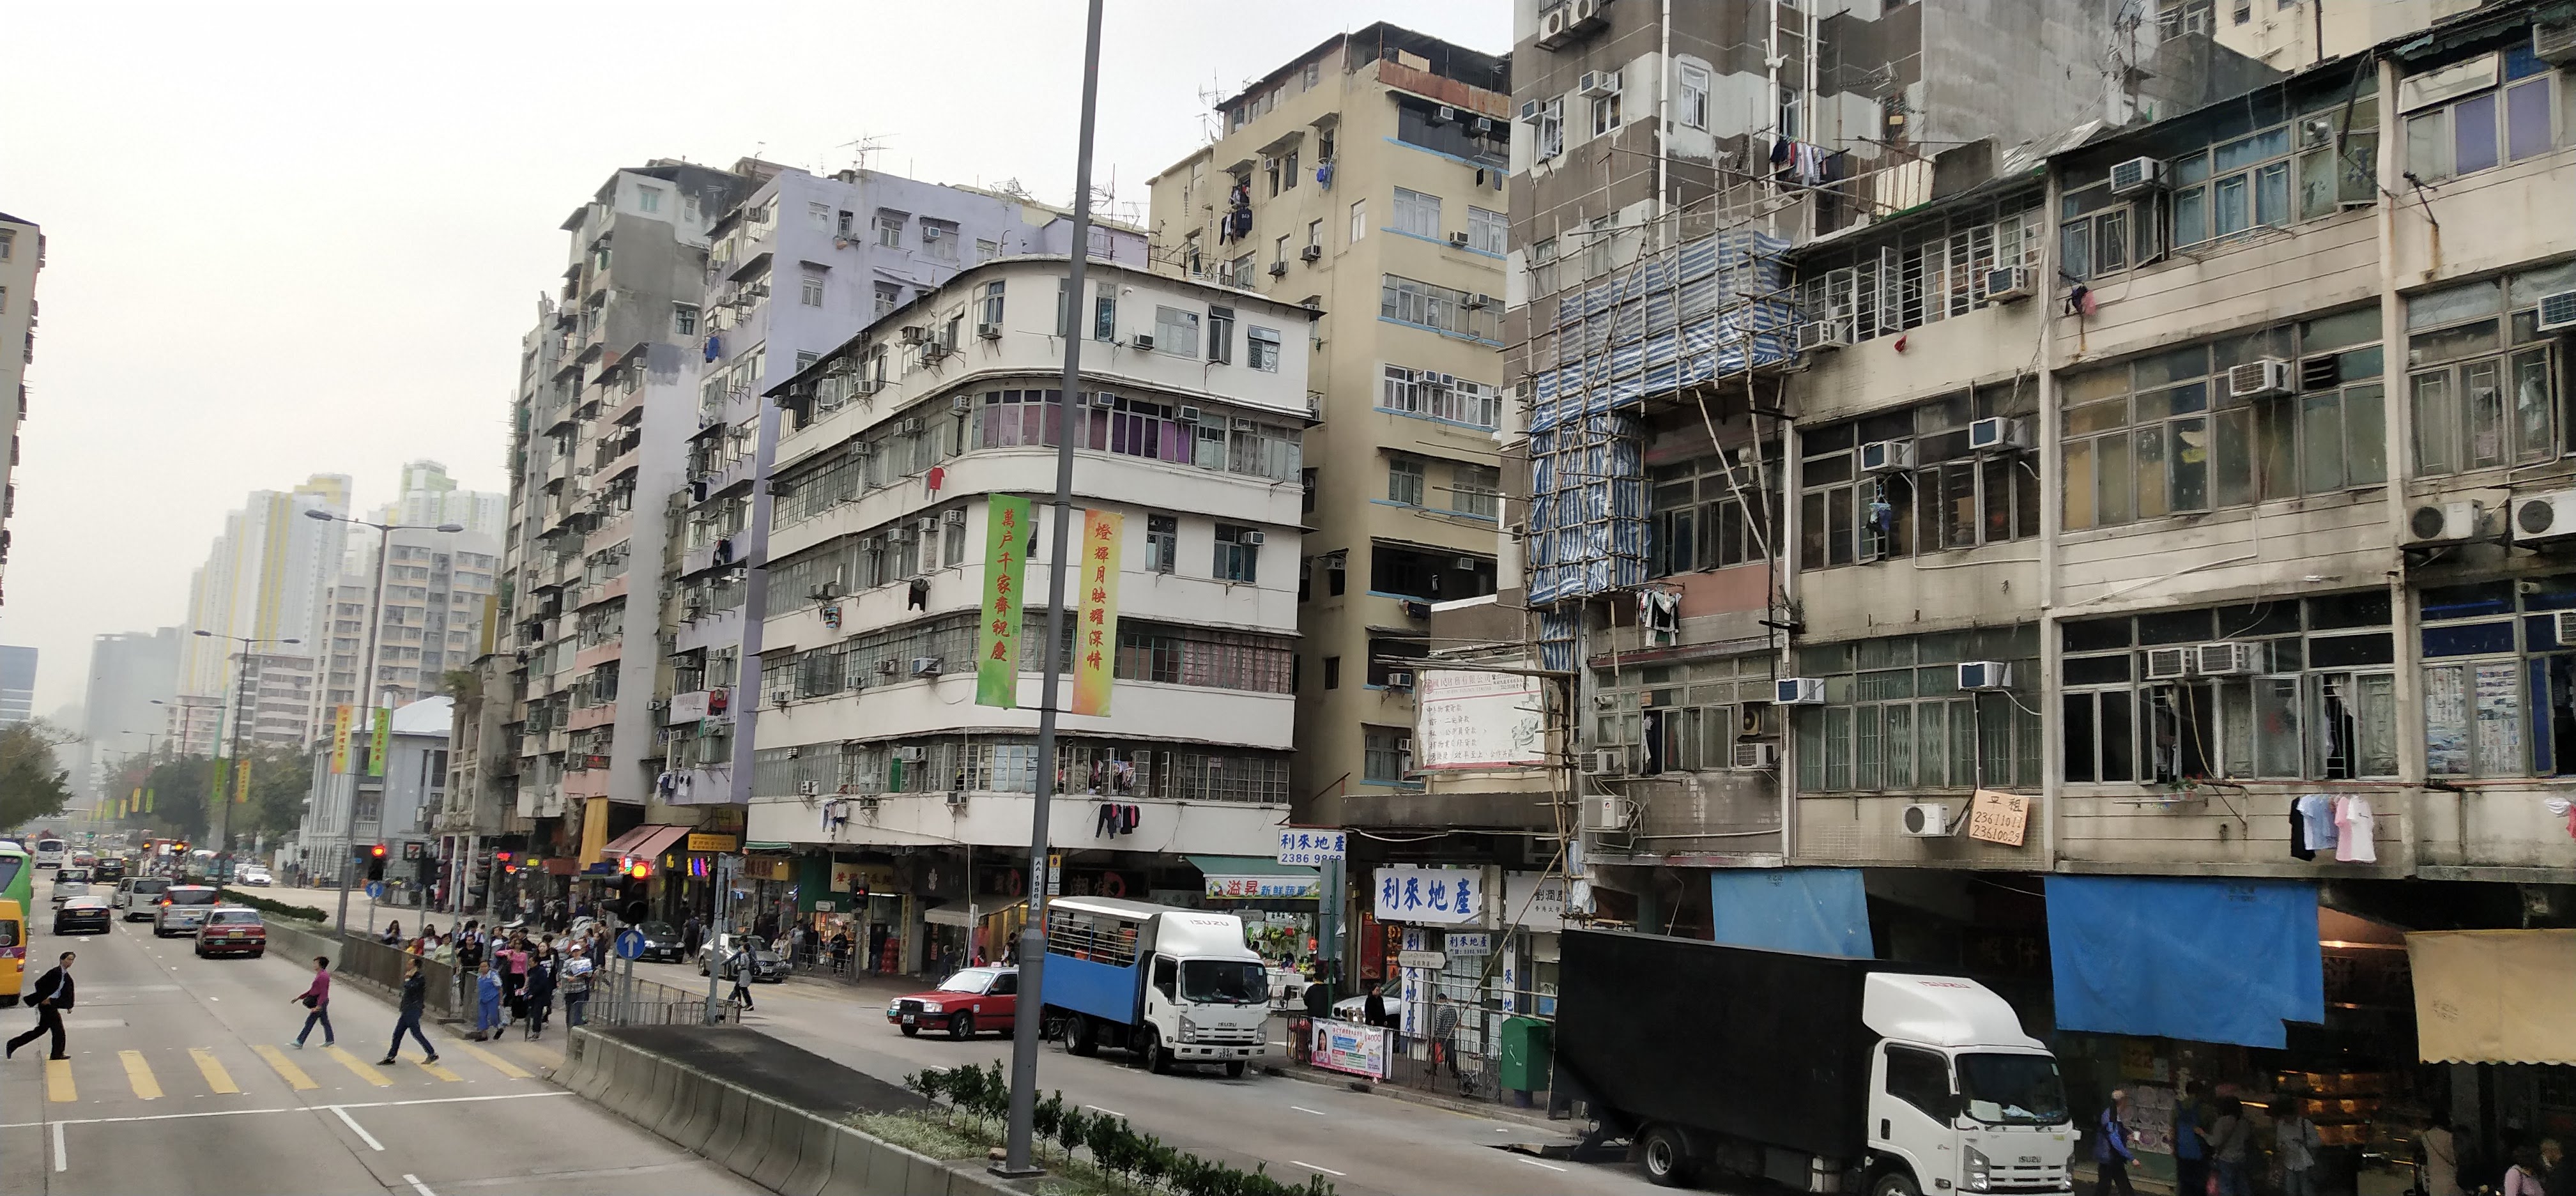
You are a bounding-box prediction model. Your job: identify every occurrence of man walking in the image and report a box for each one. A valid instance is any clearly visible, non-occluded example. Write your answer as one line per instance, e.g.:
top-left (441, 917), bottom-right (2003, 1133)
top-left (378, 958), bottom-right (439, 1067)
top-left (726, 940), bottom-right (756, 1013)
top-left (6, 952), bottom-right (75, 1060)
top-left (2095, 1089), bottom-right (2138, 1196)
top-left (288, 955), bottom-right (334, 1048)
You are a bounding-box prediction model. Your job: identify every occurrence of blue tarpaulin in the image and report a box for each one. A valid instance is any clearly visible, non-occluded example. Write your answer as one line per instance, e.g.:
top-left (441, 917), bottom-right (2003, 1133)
top-left (1708, 868), bottom-right (1874, 958)
top-left (2045, 875), bottom-right (2324, 1048)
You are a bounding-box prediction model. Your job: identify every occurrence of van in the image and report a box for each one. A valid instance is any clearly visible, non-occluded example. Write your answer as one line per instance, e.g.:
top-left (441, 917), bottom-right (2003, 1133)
top-left (0, 900), bottom-right (24, 1006)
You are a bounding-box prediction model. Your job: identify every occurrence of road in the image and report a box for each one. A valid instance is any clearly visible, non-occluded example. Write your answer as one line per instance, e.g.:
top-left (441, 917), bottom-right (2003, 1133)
top-left (0, 875), bottom-right (761, 1196)
top-left (247, 887), bottom-right (1665, 1194)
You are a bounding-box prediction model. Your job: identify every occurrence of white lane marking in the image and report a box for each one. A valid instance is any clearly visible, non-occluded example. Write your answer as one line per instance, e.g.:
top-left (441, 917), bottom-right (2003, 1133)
top-left (1082, 1104), bottom-right (1124, 1117)
top-left (1520, 1158), bottom-right (1568, 1172)
top-left (51, 1121), bottom-right (66, 1172)
top-left (1291, 1160), bottom-right (1346, 1177)
top-left (402, 1175), bottom-right (437, 1196)
top-left (1290, 1105), bottom-right (1327, 1116)
top-left (332, 1105), bottom-right (385, 1151)
top-left (0, 1089), bottom-right (571, 1130)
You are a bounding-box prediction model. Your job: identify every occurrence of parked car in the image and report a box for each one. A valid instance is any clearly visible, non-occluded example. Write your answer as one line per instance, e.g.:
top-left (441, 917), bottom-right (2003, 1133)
top-left (696, 933), bottom-right (788, 983)
top-left (236, 865), bottom-right (272, 887)
top-left (118, 876), bottom-right (171, 920)
top-left (153, 885), bottom-right (221, 937)
top-left (52, 894), bottom-right (111, 936)
top-left (194, 908), bottom-right (266, 958)
top-left (886, 965), bottom-right (1019, 1039)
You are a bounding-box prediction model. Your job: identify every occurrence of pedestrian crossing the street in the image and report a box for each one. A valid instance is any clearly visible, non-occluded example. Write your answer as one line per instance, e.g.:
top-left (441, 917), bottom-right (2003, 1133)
top-left (27, 1037), bottom-right (540, 1107)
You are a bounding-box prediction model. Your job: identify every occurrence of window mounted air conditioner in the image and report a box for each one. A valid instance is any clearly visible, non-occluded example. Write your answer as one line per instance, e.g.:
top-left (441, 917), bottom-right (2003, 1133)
top-left (1300, 244), bottom-right (1322, 262)
top-left (896, 746), bottom-right (927, 763)
top-left (1268, 261), bottom-right (1289, 277)
top-left (1588, 747), bottom-right (1628, 776)
top-left (976, 323), bottom-right (1002, 339)
top-left (2554, 610), bottom-right (2576, 647)
top-left (1859, 440), bottom-right (1915, 473)
top-left (1238, 530), bottom-right (1266, 545)
top-left (1798, 317), bottom-right (1851, 353)
top-left (949, 394), bottom-right (972, 413)
top-left (877, 659), bottom-right (901, 676)
top-left (1519, 98), bottom-right (1544, 123)
top-left (908, 657), bottom-right (943, 677)
top-left (919, 342), bottom-right (949, 362)
top-left (1775, 677), bottom-right (1825, 705)
top-left (1177, 406), bottom-right (1202, 423)
top-left (898, 417), bottom-right (925, 434)
top-left (1466, 292), bottom-right (1494, 309)
top-left (946, 792), bottom-right (969, 808)
top-left (2227, 358), bottom-right (2292, 399)
top-left (2405, 499), bottom-right (2488, 547)
top-left (1130, 333), bottom-right (1156, 353)
top-left (1983, 266), bottom-right (2034, 302)
top-left (2534, 22), bottom-right (2576, 66)
top-left (2108, 157), bottom-right (2169, 195)
top-left (854, 378), bottom-right (882, 395)
top-left (1730, 742), bottom-right (1776, 770)
top-left (2142, 647), bottom-right (2192, 681)
top-left (1900, 802), bottom-right (1952, 837)
top-left (2538, 290), bottom-right (2576, 334)
top-left (2513, 489), bottom-right (2576, 543)
top-left (1579, 70), bottom-right (1621, 98)
top-left (1968, 417), bottom-right (2030, 452)
top-left (1956, 661), bottom-right (2012, 690)
top-left (1432, 105), bottom-right (1457, 124)
top-left (2194, 641), bottom-right (2268, 676)
top-left (898, 326), bottom-right (925, 344)
top-left (1383, 670), bottom-right (1415, 690)
top-left (798, 779), bottom-right (821, 797)
top-left (1446, 231), bottom-right (1471, 249)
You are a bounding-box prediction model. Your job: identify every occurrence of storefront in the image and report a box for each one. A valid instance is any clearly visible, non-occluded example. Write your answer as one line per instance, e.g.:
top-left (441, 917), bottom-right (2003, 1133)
top-left (1190, 855), bottom-right (1320, 967)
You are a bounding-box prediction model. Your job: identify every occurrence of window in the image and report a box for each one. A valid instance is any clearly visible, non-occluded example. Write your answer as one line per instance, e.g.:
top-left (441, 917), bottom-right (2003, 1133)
top-left (808, 202), bottom-right (832, 231)
top-left (1380, 275), bottom-right (1499, 341)
top-left (1528, 238), bottom-right (1560, 297)
top-left (1349, 200), bottom-right (1368, 245)
top-left (2163, 95), bottom-right (2375, 249)
top-left (1248, 326), bottom-right (1282, 372)
top-left (1388, 456), bottom-right (1427, 506)
top-left (1535, 98), bottom-right (1565, 161)
top-left (1793, 628), bottom-right (2044, 793)
top-left (1467, 206), bottom-right (1507, 255)
top-left (874, 281), bottom-right (901, 318)
top-left (1275, 233), bottom-right (1291, 266)
top-left (1363, 726), bottom-right (1413, 783)
top-left (1207, 305), bottom-right (1235, 364)
top-left (1324, 656), bottom-right (1341, 689)
top-left (976, 238), bottom-right (1001, 263)
top-left (800, 268), bottom-right (825, 308)
top-left (1392, 188), bottom-right (1442, 240)
top-left (1371, 544), bottom-right (1495, 602)
top-left (1797, 395), bottom-right (2040, 570)
top-left (1307, 218), bottom-right (1324, 252)
top-left (1153, 306), bottom-right (1200, 356)
top-left (1679, 64), bottom-right (1710, 130)
top-left (875, 210), bottom-right (906, 247)
top-left (1452, 463), bottom-right (1501, 518)
top-left (1283, 150), bottom-right (1300, 192)
top-left (922, 219), bottom-right (959, 261)
top-left (1591, 91), bottom-right (1623, 136)
top-left (2404, 52), bottom-right (2559, 181)
top-left (1652, 447), bottom-right (1784, 574)
top-left (636, 186), bottom-right (663, 214)
top-left (1227, 254), bottom-right (1256, 288)
top-left (0, 230), bottom-right (13, 261)
top-left (2060, 314), bottom-right (2386, 530)
top-left (1146, 514), bottom-right (1177, 574)
top-left (1378, 365), bottom-right (1501, 428)
top-left (1590, 655), bottom-right (1775, 774)
top-left (1885, 1048), bottom-right (1954, 1121)
top-left (980, 280), bottom-right (1005, 329)
top-left (1215, 524), bottom-right (1261, 583)
top-left (1093, 286), bottom-right (1116, 342)
top-left (2406, 270), bottom-right (2569, 477)
top-left (672, 303), bottom-right (699, 337)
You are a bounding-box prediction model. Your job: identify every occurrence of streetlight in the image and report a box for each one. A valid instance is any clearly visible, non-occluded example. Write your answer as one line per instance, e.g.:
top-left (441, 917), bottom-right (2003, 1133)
top-left (303, 507), bottom-right (464, 934)
top-left (193, 629), bottom-right (299, 861)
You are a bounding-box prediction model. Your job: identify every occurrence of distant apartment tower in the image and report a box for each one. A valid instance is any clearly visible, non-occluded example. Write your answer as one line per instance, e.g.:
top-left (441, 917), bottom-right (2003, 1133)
top-left (177, 475), bottom-right (353, 740)
top-left (313, 462), bottom-right (505, 723)
top-left (0, 646), bottom-right (33, 725)
top-left (0, 213), bottom-right (37, 606)
top-left (77, 628), bottom-right (180, 800)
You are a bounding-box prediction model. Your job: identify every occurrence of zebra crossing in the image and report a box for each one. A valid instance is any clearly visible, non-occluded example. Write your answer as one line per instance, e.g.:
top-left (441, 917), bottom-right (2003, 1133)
top-left (32, 1036), bottom-right (540, 1105)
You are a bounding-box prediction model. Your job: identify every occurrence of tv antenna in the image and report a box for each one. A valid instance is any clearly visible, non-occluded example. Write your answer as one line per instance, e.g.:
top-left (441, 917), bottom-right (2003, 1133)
top-left (838, 135), bottom-right (889, 174)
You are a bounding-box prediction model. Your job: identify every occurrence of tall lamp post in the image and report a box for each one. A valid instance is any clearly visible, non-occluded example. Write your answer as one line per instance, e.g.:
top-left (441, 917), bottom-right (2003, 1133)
top-left (304, 508), bottom-right (463, 935)
top-left (194, 630), bottom-right (300, 863)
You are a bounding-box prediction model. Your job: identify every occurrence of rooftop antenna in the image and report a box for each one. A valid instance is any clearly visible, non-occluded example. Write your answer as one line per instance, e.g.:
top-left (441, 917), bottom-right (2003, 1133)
top-left (838, 135), bottom-right (888, 174)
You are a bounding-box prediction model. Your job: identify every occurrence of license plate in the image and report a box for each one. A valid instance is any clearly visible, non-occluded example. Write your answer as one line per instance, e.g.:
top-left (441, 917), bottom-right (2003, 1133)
top-left (901, 1014), bottom-right (916, 1024)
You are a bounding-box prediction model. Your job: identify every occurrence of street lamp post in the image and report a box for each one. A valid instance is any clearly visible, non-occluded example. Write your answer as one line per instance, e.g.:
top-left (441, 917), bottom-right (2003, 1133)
top-left (192, 631), bottom-right (300, 866)
top-left (305, 508), bottom-right (464, 937)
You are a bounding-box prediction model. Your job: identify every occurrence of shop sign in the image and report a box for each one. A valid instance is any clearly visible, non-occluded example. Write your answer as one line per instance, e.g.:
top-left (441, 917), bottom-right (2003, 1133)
top-left (813, 901), bottom-right (835, 913)
top-left (1443, 932), bottom-right (1491, 956)
top-left (686, 832), bottom-right (739, 854)
top-left (1276, 829), bottom-right (1346, 866)
top-left (1372, 865), bottom-right (1484, 925)
top-left (1396, 949), bottom-right (1447, 969)
top-left (1046, 852), bottom-right (1061, 896)
top-left (1414, 669), bottom-right (1545, 769)
top-left (1307, 1018), bottom-right (1392, 1080)
top-left (1205, 874), bottom-right (1319, 900)
top-left (666, 691), bottom-right (710, 724)
top-left (1968, 789), bottom-right (2032, 847)
top-left (831, 861), bottom-right (895, 894)
top-left (1502, 871), bottom-right (1569, 932)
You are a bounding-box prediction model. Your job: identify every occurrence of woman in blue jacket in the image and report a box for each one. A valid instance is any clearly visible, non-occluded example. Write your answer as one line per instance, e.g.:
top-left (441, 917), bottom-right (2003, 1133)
top-left (472, 959), bottom-right (504, 1041)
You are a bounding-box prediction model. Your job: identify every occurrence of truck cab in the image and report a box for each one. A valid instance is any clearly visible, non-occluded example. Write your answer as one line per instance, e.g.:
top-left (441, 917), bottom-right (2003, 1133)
top-left (1862, 974), bottom-right (2074, 1196)
top-left (1041, 896), bottom-right (1271, 1078)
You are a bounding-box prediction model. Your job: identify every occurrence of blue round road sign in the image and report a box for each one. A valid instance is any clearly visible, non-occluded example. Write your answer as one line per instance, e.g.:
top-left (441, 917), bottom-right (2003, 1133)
top-left (615, 928), bottom-right (647, 961)
top-left (364, 882), bottom-right (383, 899)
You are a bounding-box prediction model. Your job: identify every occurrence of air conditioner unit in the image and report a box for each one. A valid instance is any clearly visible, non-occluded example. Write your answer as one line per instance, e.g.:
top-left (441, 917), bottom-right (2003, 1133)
top-left (1570, 0), bottom-right (1606, 30)
top-left (908, 657), bottom-right (943, 677)
top-left (2535, 21), bottom-right (2576, 66)
top-left (808, 581), bottom-right (842, 601)
top-left (1968, 417), bottom-right (2031, 452)
top-left (877, 658), bottom-right (901, 676)
top-left (1859, 440), bottom-right (1915, 473)
top-left (1536, 5), bottom-right (1572, 48)
top-left (896, 746), bottom-right (927, 763)
top-left (1580, 794), bottom-right (1628, 832)
top-left (1239, 529), bottom-right (1266, 545)
top-left (1983, 266), bottom-right (2034, 302)
top-left (1432, 105), bottom-right (1457, 124)
top-left (1588, 748), bottom-right (1628, 776)
top-left (1730, 742), bottom-right (1776, 770)
top-left (1131, 333), bottom-right (1156, 352)
top-left (2227, 358), bottom-right (2293, 399)
top-left (1775, 677), bottom-right (1825, 705)
top-left (2555, 610), bottom-right (2576, 647)
top-left (2538, 289), bottom-right (2576, 334)
top-left (944, 791), bottom-right (969, 808)
top-left (949, 394), bottom-right (972, 414)
top-left (854, 378), bottom-right (883, 395)
top-left (1466, 293), bottom-right (1494, 309)
top-left (1398, 599), bottom-right (1431, 620)
top-left (1519, 98), bottom-right (1544, 122)
top-left (1472, 116), bottom-right (1494, 135)
top-left (2513, 489), bottom-right (2576, 542)
top-left (1383, 670), bottom-right (1415, 690)
top-left (976, 323), bottom-right (1002, 340)
top-left (1579, 70), bottom-right (1621, 98)
top-left (2108, 156), bottom-right (2169, 196)
top-left (1956, 661), bottom-right (2012, 690)
top-left (1176, 405), bottom-right (1202, 423)
top-left (2142, 647), bottom-right (2192, 681)
top-left (798, 779), bottom-right (821, 797)
top-left (1267, 261), bottom-right (1289, 277)
top-left (898, 326), bottom-right (926, 345)
top-left (1901, 802), bottom-right (1951, 837)
top-left (2195, 641), bottom-right (2269, 677)
top-left (919, 342), bottom-right (949, 362)
top-left (2406, 499), bottom-right (2488, 547)
top-left (1300, 244), bottom-right (1322, 262)
top-left (1798, 318), bottom-right (1851, 353)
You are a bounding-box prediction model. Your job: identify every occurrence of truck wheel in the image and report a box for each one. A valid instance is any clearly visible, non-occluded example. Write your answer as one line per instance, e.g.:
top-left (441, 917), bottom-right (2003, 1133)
top-left (949, 1011), bottom-right (974, 1040)
top-left (1638, 1124), bottom-right (1694, 1187)
top-left (1871, 1170), bottom-right (1923, 1196)
top-left (1137, 1025), bottom-right (1171, 1074)
top-left (1066, 1016), bottom-right (1098, 1057)
top-left (1223, 1060), bottom-right (1246, 1079)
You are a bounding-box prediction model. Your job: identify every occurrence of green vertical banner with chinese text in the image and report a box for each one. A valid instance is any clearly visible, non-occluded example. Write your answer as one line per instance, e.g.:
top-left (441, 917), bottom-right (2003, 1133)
top-left (368, 706), bottom-right (390, 777)
top-left (976, 495), bottom-right (1032, 708)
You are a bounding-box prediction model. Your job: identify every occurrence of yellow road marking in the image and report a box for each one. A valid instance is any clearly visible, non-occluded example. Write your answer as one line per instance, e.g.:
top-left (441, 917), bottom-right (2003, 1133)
top-left (415, 1057), bottom-right (462, 1082)
top-left (322, 1045), bottom-right (392, 1087)
top-left (44, 1057), bottom-right (73, 1102)
top-left (252, 1043), bottom-right (318, 1091)
top-left (190, 1048), bottom-right (241, 1094)
top-left (119, 1050), bottom-right (162, 1100)
top-left (445, 1040), bottom-right (531, 1079)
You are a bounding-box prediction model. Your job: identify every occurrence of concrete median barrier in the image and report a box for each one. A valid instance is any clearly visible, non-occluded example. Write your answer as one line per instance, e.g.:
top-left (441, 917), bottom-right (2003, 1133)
top-left (724, 1092), bottom-right (778, 1177)
top-left (747, 1108), bottom-right (805, 1193)
top-left (670, 1067), bottom-right (725, 1154)
top-left (777, 1110), bottom-right (839, 1196)
top-left (701, 1084), bottom-right (749, 1163)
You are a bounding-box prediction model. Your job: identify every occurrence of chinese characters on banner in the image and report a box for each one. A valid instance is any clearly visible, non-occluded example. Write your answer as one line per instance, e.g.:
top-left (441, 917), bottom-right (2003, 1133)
top-left (1276, 828), bottom-right (1348, 866)
top-left (234, 756), bottom-right (252, 804)
top-left (1414, 670), bottom-right (1546, 769)
top-left (1071, 509), bottom-right (1124, 716)
top-left (330, 704), bottom-right (354, 774)
top-left (1371, 864), bottom-right (1485, 925)
top-left (976, 495), bottom-right (1032, 708)
top-left (367, 706), bottom-right (390, 778)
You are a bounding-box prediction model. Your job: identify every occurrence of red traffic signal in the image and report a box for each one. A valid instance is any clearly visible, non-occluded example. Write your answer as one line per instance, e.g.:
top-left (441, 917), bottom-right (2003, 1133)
top-left (369, 843), bottom-right (387, 859)
top-left (625, 859), bottom-right (652, 879)
top-left (495, 850), bottom-right (513, 862)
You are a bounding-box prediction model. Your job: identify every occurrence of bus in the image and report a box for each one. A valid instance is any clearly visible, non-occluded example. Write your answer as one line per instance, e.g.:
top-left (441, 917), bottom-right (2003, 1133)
top-left (0, 843), bottom-right (30, 911)
top-left (32, 838), bottom-right (64, 870)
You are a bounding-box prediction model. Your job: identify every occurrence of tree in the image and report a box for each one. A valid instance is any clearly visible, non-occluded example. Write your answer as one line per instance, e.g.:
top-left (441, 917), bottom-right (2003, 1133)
top-left (0, 721), bottom-right (74, 829)
top-left (135, 756), bottom-right (212, 841)
top-left (246, 746), bottom-right (311, 839)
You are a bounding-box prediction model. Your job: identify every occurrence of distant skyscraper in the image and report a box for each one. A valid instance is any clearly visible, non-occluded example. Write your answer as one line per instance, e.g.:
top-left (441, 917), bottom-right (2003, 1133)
top-left (77, 628), bottom-right (180, 801)
top-left (178, 475), bottom-right (351, 745)
top-left (0, 646), bottom-right (34, 726)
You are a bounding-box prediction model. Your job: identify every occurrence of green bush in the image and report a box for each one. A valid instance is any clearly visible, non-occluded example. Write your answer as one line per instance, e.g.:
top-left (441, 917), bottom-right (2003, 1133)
top-left (218, 888), bottom-right (327, 922)
top-left (910, 1064), bottom-right (1331, 1195)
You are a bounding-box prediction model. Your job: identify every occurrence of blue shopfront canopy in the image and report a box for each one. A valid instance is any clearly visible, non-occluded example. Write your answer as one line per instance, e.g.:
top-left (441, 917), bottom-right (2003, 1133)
top-left (2045, 875), bottom-right (2324, 1048)
top-left (1708, 868), bottom-right (1875, 959)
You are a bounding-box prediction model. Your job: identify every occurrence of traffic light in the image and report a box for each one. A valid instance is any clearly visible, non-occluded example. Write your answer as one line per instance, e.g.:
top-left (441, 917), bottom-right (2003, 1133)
top-left (365, 843), bottom-right (387, 882)
top-left (495, 850), bottom-right (513, 864)
top-left (625, 858), bottom-right (652, 880)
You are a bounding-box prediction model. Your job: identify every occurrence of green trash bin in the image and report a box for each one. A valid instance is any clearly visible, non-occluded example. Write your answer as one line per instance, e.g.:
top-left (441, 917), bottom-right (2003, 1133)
top-left (1497, 1016), bottom-right (1552, 1094)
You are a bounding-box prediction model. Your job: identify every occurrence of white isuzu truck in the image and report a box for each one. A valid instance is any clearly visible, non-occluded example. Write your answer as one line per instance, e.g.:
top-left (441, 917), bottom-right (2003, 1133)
top-left (1038, 896), bottom-right (1273, 1077)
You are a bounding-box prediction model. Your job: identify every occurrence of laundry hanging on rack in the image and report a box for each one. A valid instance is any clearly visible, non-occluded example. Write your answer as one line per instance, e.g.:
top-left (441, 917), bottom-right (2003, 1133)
top-left (2333, 795), bottom-right (2377, 862)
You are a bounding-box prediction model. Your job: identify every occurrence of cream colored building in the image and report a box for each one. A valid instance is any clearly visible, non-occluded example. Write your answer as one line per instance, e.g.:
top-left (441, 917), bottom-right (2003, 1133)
top-left (1146, 24), bottom-right (1513, 825)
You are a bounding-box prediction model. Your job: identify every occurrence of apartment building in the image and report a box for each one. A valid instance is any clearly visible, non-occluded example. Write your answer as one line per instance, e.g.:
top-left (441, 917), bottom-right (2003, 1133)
top-left (0, 212), bottom-right (36, 606)
top-left (738, 256), bottom-right (1313, 969)
top-left (177, 475), bottom-right (353, 754)
top-left (77, 628), bottom-right (180, 802)
top-left (314, 463), bottom-right (504, 724)
top-left (2195, 0), bottom-right (2492, 69)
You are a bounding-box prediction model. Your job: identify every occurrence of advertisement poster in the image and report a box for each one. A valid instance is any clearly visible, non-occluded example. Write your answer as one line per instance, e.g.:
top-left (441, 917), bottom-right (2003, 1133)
top-left (1502, 871), bottom-right (1570, 932)
top-left (1968, 788), bottom-right (2031, 847)
top-left (1071, 509), bottom-right (1124, 716)
top-left (975, 496), bottom-right (1032, 707)
top-left (1308, 1019), bottom-right (1391, 1080)
top-left (330, 704), bottom-right (354, 774)
top-left (1414, 670), bottom-right (1545, 769)
top-left (1374, 865), bottom-right (1485, 925)
top-left (1276, 828), bottom-right (1347, 866)
top-left (367, 706), bottom-right (390, 777)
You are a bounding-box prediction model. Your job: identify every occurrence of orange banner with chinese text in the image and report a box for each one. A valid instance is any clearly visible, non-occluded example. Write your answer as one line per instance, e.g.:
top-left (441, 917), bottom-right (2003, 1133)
top-left (1072, 510), bottom-right (1124, 716)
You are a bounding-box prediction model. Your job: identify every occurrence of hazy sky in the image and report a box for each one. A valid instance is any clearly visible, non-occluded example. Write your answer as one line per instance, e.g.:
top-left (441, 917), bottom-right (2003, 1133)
top-left (0, 1), bottom-right (1509, 714)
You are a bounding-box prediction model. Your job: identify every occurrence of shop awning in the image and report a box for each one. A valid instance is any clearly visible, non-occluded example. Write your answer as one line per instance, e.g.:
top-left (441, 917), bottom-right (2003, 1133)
top-left (1708, 868), bottom-right (1873, 959)
top-left (2045, 875), bottom-right (2324, 1049)
top-left (2408, 928), bottom-right (2576, 1064)
top-left (1188, 855), bottom-right (1319, 900)
top-left (599, 824), bottom-right (690, 861)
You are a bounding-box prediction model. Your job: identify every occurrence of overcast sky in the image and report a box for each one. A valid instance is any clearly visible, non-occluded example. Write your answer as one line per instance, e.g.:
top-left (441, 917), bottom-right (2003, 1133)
top-left (0, 1), bottom-right (1509, 716)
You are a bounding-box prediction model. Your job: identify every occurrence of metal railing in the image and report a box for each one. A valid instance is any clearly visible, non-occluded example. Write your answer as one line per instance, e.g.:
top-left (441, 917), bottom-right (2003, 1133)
top-left (579, 962), bottom-right (740, 1028)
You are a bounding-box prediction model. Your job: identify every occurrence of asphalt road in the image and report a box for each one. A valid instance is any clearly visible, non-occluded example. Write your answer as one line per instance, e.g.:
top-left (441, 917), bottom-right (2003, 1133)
top-left (0, 875), bottom-right (761, 1196)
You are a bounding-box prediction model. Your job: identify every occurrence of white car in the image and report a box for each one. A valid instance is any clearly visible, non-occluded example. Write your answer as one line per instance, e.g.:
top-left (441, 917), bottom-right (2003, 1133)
top-left (237, 866), bottom-right (272, 887)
